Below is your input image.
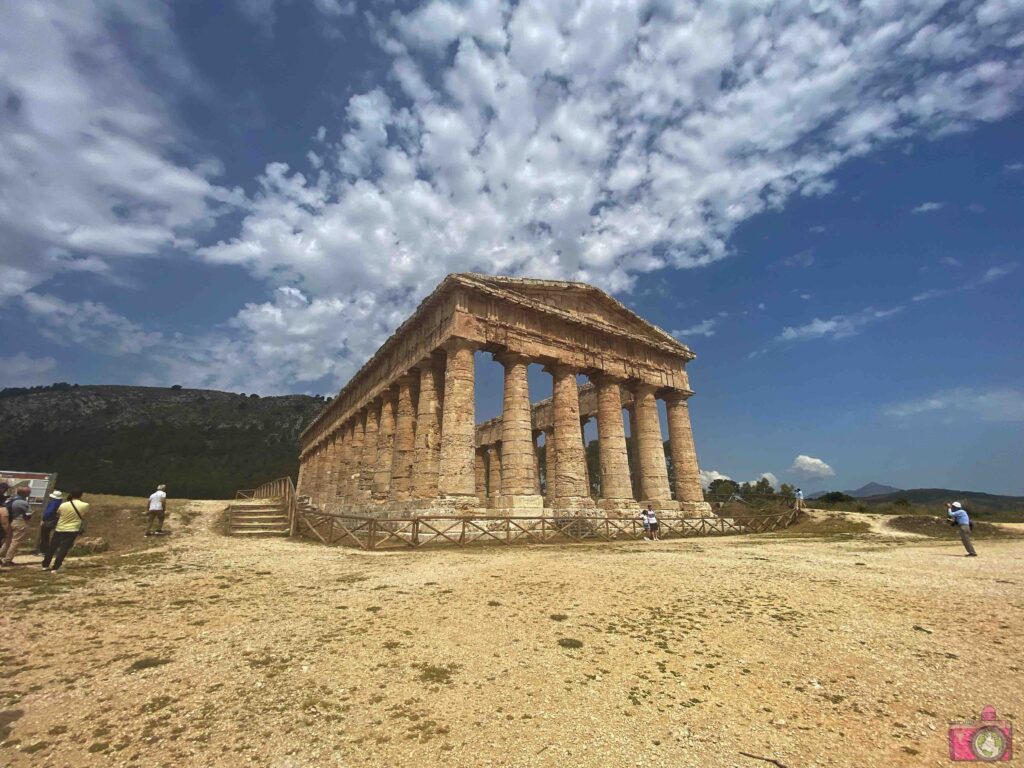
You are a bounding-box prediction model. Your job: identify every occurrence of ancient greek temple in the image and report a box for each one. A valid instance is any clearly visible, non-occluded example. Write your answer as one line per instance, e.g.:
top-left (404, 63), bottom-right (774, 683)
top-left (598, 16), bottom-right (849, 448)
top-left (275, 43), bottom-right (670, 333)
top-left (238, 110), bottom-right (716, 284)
top-left (296, 274), bottom-right (710, 518)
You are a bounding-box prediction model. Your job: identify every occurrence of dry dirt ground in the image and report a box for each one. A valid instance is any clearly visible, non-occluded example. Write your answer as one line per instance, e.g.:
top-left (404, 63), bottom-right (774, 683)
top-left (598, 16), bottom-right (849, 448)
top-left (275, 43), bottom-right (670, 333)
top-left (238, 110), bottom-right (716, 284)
top-left (3, 504), bottom-right (1023, 768)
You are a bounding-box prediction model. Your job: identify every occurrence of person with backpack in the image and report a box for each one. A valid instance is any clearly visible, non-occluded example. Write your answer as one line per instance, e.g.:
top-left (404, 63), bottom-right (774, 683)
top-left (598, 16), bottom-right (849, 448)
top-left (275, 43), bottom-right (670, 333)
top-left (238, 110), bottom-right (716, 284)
top-left (947, 501), bottom-right (977, 557)
top-left (42, 489), bottom-right (88, 573)
top-left (36, 490), bottom-right (63, 556)
top-left (1, 486), bottom-right (33, 566)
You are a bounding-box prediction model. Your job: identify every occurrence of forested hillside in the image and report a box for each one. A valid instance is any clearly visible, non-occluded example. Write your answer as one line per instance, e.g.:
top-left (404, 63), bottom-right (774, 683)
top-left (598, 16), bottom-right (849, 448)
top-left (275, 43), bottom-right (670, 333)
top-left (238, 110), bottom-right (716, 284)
top-left (0, 384), bottom-right (325, 498)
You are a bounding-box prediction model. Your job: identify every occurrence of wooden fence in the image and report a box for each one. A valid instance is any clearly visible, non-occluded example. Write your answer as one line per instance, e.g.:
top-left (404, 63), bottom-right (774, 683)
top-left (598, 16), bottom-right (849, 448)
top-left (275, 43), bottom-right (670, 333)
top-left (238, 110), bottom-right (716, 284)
top-left (235, 476), bottom-right (299, 537)
top-left (293, 507), bottom-right (802, 550)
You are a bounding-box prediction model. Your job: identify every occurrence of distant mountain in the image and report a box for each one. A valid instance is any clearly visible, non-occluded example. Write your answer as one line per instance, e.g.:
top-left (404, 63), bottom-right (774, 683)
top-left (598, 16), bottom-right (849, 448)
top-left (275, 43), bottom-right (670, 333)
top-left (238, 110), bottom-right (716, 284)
top-left (808, 482), bottom-right (901, 499)
top-left (0, 384), bottom-right (325, 499)
top-left (860, 488), bottom-right (1024, 513)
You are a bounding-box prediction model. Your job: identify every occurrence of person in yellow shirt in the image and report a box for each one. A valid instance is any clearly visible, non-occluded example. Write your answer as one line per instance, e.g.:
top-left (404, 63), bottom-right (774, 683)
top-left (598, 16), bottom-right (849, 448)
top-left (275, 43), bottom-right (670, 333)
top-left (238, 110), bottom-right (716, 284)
top-left (42, 489), bottom-right (89, 573)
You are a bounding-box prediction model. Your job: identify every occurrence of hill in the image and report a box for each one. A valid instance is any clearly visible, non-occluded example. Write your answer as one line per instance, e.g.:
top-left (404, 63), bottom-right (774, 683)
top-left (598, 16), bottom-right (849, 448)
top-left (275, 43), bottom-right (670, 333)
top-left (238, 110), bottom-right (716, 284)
top-left (860, 488), bottom-right (1024, 513)
top-left (0, 384), bottom-right (325, 499)
top-left (809, 482), bottom-right (901, 499)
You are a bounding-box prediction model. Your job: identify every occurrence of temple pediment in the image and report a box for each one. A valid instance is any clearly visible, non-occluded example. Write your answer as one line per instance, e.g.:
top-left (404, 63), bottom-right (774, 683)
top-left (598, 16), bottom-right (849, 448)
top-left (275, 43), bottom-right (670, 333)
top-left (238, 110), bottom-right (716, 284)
top-left (451, 273), bottom-right (690, 355)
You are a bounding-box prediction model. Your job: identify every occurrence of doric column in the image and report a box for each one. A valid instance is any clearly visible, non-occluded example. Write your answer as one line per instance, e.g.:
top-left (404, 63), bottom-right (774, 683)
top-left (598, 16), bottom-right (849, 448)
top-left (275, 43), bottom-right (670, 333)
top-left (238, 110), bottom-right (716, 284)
top-left (345, 410), bottom-right (365, 503)
top-left (632, 383), bottom-right (677, 509)
top-left (358, 400), bottom-right (380, 500)
top-left (412, 356), bottom-right (445, 499)
top-left (545, 363), bottom-right (595, 512)
top-left (494, 351), bottom-right (543, 509)
top-left (532, 430), bottom-right (542, 495)
top-left (437, 338), bottom-right (478, 499)
top-left (334, 424), bottom-right (352, 504)
top-left (307, 444), bottom-right (322, 504)
top-left (475, 448), bottom-right (487, 501)
top-left (540, 427), bottom-right (553, 499)
top-left (296, 453), bottom-right (308, 497)
top-left (389, 374), bottom-right (417, 502)
top-left (580, 415), bottom-right (592, 497)
top-left (486, 443), bottom-right (502, 500)
top-left (663, 390), bottom-right (711, 516)
top-left (626, 405), bottom-right (640, 500)
top-left (372, 388), bottom-right (397, 500)
top-left (593, 373), bottom-right (635, 511)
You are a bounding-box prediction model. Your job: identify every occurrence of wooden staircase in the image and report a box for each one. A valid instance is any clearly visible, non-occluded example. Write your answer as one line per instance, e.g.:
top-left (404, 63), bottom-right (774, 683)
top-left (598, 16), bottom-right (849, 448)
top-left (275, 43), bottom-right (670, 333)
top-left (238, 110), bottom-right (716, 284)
top-left (227, 497), bottom-right (290, 536)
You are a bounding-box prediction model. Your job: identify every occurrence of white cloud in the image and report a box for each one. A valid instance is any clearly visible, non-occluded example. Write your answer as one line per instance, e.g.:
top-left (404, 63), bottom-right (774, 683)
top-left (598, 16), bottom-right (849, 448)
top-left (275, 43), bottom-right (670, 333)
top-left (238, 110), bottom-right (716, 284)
top-left (6, 2), bottom-right (1024, 392)
top-left (0, 3), bottom-right (240, 300)
top-left (672, 319), bottom-right (718, 338)
top-left (883, 388), bottom-right (1024, 422)
top-left (778, 307), bottom-right (902, 342)
top-left (21, 294), bottom-right (162, 356)
top-left (0, 353), bottom-right (58, 388)
top-left (749, 472), bottom-right (780, 489)
top-left (1004, 161), bottom-right (1024, 172)
top-left (782, 250), bottom-right (815, 268)
top-left (196, 1), bottom-right (1024, 391)
top-left (913, 262), bottom-right (1018, 301)
top-left (790, 455), bottom-right (835, 479)
top-left (699, 469), bottom-right (732, 489)
top-left (912, 201), bottom-right (945, 213)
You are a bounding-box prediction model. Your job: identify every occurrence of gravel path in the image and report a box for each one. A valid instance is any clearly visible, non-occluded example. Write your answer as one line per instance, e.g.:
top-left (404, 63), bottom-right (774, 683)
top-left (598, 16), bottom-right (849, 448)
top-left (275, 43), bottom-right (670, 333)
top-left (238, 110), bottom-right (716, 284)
top-left (3, 502), bottom-right (1022, 767)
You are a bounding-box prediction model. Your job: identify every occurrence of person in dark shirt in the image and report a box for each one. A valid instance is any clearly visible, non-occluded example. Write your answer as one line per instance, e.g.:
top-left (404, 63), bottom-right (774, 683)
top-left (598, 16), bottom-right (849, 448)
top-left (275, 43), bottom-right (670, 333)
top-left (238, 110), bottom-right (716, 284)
top-left (36, 490), bottom-right (63, 556)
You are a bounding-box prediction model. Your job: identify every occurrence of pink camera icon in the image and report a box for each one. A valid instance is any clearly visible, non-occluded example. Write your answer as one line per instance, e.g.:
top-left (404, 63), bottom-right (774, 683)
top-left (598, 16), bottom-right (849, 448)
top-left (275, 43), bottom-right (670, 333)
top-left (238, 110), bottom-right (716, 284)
top-left (948, 706), bottom-right (1012, 761)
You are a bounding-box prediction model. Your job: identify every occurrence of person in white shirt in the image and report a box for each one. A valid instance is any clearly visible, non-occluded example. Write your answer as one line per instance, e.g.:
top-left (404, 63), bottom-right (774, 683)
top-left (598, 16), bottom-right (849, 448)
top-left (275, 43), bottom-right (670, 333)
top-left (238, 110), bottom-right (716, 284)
top-left (795, 488), bottom-right (804, 510)
top-left (145, 484), bottom-right (168, 537)
top-left (642, 504), bottom-right (660, 541)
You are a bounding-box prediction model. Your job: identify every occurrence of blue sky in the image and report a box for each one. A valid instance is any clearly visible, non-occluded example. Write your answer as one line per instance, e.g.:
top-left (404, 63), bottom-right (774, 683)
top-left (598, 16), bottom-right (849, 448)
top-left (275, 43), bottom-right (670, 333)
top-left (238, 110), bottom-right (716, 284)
top-left (0, 1), bottom-right (1022, 494)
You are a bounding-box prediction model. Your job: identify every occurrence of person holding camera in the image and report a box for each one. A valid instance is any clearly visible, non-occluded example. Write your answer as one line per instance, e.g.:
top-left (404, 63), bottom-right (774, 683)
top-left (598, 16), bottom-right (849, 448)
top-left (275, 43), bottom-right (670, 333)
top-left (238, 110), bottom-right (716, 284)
top-left (947, 501), bottom-right (977, 557)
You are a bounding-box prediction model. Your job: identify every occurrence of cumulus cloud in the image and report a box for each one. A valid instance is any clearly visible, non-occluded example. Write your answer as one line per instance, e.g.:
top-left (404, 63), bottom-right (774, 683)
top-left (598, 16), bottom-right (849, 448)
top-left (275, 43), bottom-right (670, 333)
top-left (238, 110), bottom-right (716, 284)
top-left (0, 2), bottom-right (240, 301)
top-left (699, 469), bottom-right (732, 489)
top-left (193, 0), bottom-right (1024, 391)
top-left (751, 472), bottom-right (780, 489)
top-left (672, 319), bottom-right (718, 339)
top-left (790, 455), bottom-right (835, 479)
top-left (883, 387), bottom-right (1024, 422)
top-left (22, 294), bottom-right (162, 356)
top-left (0, 353), bottom-right (58, 388)
top-left (778, 307), bottom-right (903, 342)
top-left (912, 201), bottom-right (945, 213)
top-left (5, 1), bottom-right (1024, 392)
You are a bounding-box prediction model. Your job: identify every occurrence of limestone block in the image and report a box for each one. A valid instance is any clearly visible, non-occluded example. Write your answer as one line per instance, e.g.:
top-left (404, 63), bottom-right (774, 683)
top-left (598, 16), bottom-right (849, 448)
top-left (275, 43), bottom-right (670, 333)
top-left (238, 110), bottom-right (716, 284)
top-left (389, 374), bottom-right (417, 501)
top-left (495, 351), bottom-right (537, 497)
top-left (664, 392), bottom-right (705, 507)
top-left (437, 337), bottom-right (478, 497)
top-left (412, 359), bottom-right (444, 499)
top-left (358, 401), bottom-right (380, 499)
top-left (633, 383), bottom-right (674, 505)
top-left (593, 374), bottom-right (634, 503)
top-left (486, 443), bottom-right (502, 500)
top-left (546, 363), bottom-right (595, 510)
top-left (372, 390), bottom-right (397, 500)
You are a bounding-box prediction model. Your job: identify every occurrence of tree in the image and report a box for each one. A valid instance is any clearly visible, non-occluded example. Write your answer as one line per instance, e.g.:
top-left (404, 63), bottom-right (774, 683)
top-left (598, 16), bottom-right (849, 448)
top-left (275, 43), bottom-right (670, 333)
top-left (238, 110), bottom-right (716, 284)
top-left (753, 477), bottom-right (775, 497)
top-left (779, 483), bottom-right (796, 500)
top-left (706, 478), bottom-right (740, 502)
top-left (819, 491), bottom-right (854, 504)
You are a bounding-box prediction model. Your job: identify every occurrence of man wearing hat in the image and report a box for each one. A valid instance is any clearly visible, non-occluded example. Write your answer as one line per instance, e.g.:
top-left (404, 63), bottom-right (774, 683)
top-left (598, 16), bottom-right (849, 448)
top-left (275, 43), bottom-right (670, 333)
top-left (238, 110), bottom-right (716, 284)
top-left (947, 501), bottom-right (977, 557)
top-left (37, 490), bottom-right (63, 556)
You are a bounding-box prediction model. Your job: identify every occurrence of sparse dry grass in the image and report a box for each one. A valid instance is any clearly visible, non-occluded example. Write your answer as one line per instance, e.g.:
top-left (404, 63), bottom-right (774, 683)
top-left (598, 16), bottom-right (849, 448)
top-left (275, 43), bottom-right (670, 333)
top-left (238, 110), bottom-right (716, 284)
top-left (3, 504), bottom-right (1023, 768)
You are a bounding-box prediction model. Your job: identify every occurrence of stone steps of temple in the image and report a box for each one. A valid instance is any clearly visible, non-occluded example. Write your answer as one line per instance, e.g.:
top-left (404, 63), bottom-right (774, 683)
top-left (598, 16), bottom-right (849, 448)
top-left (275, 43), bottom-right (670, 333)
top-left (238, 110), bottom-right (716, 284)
top-left (227, 497), bottom-right (290, 537)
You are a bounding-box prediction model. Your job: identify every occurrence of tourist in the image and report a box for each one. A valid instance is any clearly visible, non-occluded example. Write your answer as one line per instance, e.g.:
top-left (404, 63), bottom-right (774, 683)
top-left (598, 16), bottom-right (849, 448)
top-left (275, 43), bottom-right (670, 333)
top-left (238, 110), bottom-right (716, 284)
top-left (145, 484), bottom-right (168, 536)
top-left (640, 507), bottom-right (651, 540)
top-left (1, 486), bottom-right (33, 566)
top-left (795, 488), bottom-right (804, 510)
top-left (643, 504), bottom-right (660, 541)
top-left (0, 482), bottom-right (9, 553)
top-left (42, 489), bottom-right (88, 573)
top-left (37, 490), bottom-right (63, 556)
top-left (947, 501), bottom-right (977, 557)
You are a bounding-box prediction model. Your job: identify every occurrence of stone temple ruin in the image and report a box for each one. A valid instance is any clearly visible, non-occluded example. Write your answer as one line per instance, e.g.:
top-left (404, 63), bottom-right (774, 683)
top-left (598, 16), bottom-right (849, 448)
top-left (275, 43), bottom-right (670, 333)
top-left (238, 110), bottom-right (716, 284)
top-left (296, 274), bottom-right (711, 518)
